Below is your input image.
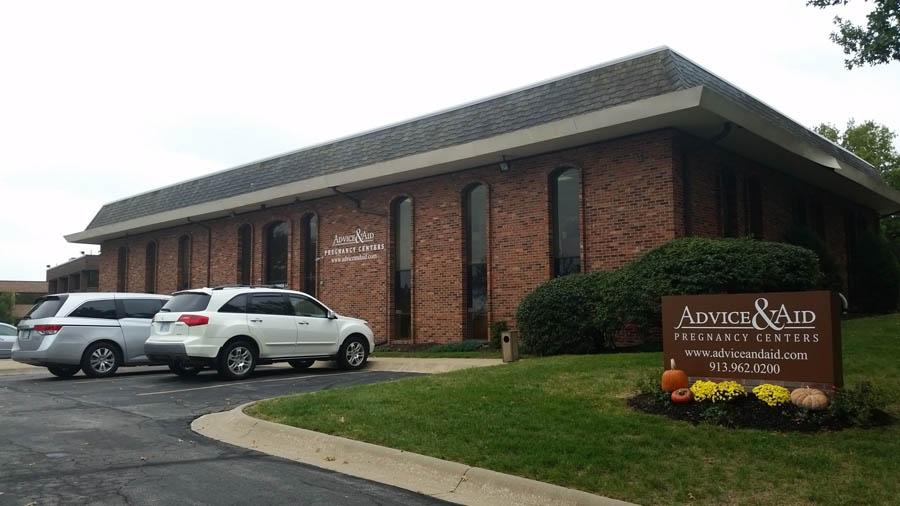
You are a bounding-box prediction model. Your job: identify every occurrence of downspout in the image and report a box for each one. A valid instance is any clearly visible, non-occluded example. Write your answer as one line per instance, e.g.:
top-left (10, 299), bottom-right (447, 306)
top-left (681, 122), bottom-right (733, 236)
top-left (187, 218), bottom-right (213, 287)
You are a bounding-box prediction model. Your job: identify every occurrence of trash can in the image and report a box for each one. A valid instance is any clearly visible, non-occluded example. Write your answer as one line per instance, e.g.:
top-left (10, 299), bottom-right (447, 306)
top-left (501, 330), bottom-right (519, 363)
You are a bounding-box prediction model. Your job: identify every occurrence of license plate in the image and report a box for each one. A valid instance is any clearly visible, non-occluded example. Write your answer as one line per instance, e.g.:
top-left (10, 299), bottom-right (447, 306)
top-left (19, 330), bottom-right (31, 341)
top-left (159, 323), bottom-right (170, 332)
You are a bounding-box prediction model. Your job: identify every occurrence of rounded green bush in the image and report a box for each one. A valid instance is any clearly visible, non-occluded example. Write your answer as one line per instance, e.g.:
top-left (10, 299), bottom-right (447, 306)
top-left (515, 271), bottom-right (612, 356)
top-left (596, 237), bottom-right (822, 336)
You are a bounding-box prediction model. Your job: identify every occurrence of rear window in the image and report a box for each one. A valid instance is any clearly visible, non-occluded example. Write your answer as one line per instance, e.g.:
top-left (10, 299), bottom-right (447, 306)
top-left (122, 299), bottom-right (167, 319)
top-left (219, 294), bottom-right (247, 313)
top-left (23, 295), bottom-right (68, 320)
top-left (69, 300), bottom-right (118, 320)
top-left (160, 292), bottom-right (211, 313)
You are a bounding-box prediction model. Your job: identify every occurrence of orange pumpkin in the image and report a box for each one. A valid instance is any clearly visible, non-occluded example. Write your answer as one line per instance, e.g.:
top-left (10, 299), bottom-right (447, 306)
top-left (671, 388), bottom-right (693, 404)
top-left (661, 358), bottom-right (689, 392)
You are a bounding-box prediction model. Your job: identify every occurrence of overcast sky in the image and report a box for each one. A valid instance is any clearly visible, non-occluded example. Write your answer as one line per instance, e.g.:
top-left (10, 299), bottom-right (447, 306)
top-left (1, 0), bottom-right (898, 281)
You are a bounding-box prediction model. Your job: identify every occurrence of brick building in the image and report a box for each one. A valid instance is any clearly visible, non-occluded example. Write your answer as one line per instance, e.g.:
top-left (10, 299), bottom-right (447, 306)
top-left (46, 254), bottom-right (100, 294)
top-left (66, 48), bottom-right (900, 346)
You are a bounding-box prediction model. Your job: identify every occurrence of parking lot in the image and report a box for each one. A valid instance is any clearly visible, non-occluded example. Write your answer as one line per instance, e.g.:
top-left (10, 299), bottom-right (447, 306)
top-left (0, 364), bottom-right (453, 506)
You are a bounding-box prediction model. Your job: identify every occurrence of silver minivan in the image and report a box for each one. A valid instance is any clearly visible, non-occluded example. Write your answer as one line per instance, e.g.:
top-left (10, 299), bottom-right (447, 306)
top-left (12, 293), bottom-right (171, 378)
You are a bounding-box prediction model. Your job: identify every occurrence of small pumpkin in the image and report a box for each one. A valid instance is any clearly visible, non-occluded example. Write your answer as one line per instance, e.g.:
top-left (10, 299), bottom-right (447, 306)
top-left (671, 388), bottom-right (693, 404)
top-left (791, 387), bottom-right (829, 411)
top-left (661, 358), bottom-right (689, 392)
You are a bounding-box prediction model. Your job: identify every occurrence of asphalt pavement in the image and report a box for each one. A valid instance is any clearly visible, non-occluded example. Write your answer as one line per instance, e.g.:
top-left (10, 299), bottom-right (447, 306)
top-left (0, 364), bottom-right (455, 506)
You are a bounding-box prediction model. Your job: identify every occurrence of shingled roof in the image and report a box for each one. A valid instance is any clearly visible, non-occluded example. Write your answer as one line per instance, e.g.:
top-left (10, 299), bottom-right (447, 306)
top-left (84, 47), bottom-right (883, 231)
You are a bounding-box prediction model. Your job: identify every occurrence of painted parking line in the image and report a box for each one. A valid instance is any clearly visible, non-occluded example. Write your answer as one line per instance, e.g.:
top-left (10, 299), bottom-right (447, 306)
top-left (136, 371), bottom-right (365, 396)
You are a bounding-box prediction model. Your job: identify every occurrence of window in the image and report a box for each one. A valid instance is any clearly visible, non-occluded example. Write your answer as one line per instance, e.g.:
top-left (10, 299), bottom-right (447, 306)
top-left (392, 197), bottom-right (412, 340)
top-left (793, 190), bottom-right (808, 227)
top-left (177, 235), bottom-right (191, 291)
top-left (747, 177), bottom-right (763, 239)
top-left (249, 294), bottom-right (293, 315)
top-left (219, 294), bottom-right (248, 313)
top-left (145, 242), bottom-right (158, 293)
top-left (117, 247), bottom-right (128, 291)
top-left (264, 221), bottom-right (289, 286)
top-left (122, 299), bottom-right (165, 319)
top-left (301, 214), bottom-right (318, 296)
top-left (0, 325), bottom-right (15, 336)
top-left (721, 168), bottom-right (738, 237)
top-left (464, 184), bottom-right (488, 340)
top-left (551, 168), bottom-right (581, 276)
top-left (237, 225), bottom-right (252, 285)
top-left (811, 198), bottom-right (826, 240)
top-left (160, 292), bottom-right (210, 312)
top-left (289, 294), bottom-right (327, 318)
top-left (86, 270), bottom-right (99, 288)
top-left (24, 295), bottom-right (68, 319)
top-left (69, 300), bottom-right (118, 319)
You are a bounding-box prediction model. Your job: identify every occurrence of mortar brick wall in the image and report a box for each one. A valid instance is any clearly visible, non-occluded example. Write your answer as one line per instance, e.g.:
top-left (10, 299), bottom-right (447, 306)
top-left (98, 129), bottom-right (866, 346)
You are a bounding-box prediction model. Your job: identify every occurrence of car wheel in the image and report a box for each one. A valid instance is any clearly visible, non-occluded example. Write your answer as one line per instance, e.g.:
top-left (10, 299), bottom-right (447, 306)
top-left (81, 342), bottom-right (122, 378)
top-left (337, 335), bottom-right (368, 370)
top-left (47, 365), bottom-right (80, 378)
top-left (216, 340), bottom-right (257, 380)
top-left (288, 359), bottom-right (315, 370)
top-left (168, 362), bottom-right (201, 377)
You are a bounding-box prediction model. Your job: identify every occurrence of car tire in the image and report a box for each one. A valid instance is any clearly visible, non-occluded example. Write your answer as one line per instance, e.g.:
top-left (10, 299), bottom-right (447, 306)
top-left (47, 365), bottom-right (80, 378)
top-left (168, 362), bottom-right (201, 377)
top-left (216, 340), bottom-right (257, 380)
top-left (337, 335), bottom-right (368, 370)
top-left (81, 342), bottom-right (122, 378)
top-left (288, 359), bottom-right (315, 370)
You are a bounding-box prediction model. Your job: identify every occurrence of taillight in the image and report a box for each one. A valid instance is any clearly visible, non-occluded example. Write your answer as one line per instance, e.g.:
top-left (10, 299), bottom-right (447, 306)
top-left (177, 315), bottom-right (209, 326)
top-left (34, 324), bottom-right (63, 335)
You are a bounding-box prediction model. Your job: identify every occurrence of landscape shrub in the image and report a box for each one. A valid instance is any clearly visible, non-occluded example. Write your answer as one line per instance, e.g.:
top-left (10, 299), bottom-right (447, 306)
top-left (595, 237), bottom-right (822, 337)
top-left (515, 271), bottom-right (612, 356)
top-left (425, 340), bottom-right (486, 353)
top-left (852, 231), bottom-right (900, 313)
top-left (785, 224), bottom-right (843, 292)
top-left (489, 320), bottom-right (508, 350)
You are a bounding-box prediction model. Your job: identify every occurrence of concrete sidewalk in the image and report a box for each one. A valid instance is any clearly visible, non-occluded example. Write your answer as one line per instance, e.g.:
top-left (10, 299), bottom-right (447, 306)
top-left (193, 358), bottom-right (637, 506)
top-left (0, 359), bottom-right (40, 375)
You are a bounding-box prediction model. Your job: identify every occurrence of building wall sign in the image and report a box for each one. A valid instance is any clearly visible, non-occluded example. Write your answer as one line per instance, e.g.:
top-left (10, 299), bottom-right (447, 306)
top-left (662, 291), bottom-right (842, 388)
top-left (323, 228), bottom-right (385, 263)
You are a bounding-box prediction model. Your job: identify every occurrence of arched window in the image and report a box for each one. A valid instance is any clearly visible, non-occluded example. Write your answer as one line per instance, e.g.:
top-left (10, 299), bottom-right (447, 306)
top-left (177, 235), bottom-right (191, 291)
top-left (117, 246), bottom-right (128, 291)
top-left (392, 198), bottom-right (412, 340)
top-left (264, 221), bottom-right (289, 287)
top-left (551, 168), bottom-right (581, 277)
top-left (301, 214), bottom-right (318, 296)
top-left (237, 224), bottom-right (252, 285)
top-left (464, 184), bottom-right (488, 340)
top-left (746, 177), bottom-right (763, 239)
top-left (145, 242), bottom-right (157, 293)
top-left (721, 167), bottom-right (738, 237)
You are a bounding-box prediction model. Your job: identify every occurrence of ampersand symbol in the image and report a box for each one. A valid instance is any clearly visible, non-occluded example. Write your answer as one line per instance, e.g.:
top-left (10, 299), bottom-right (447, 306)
top-left (752, 297), bottom-right (783, 331)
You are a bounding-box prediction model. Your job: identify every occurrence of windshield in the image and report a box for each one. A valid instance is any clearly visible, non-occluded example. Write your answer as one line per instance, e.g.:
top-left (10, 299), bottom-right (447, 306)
top-left (23, 295), bottom-right (68, 320)
top-left (160, 292), bottom-right (211, 313)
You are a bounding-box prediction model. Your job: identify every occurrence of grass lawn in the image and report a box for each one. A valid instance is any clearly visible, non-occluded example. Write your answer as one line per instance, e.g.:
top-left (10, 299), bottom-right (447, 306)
top-left (248, 314), bottom-right (900, 506)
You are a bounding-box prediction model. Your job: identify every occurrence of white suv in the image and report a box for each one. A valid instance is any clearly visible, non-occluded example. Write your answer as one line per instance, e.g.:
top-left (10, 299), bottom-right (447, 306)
top-left (144, 287), bottom-right (374, 380)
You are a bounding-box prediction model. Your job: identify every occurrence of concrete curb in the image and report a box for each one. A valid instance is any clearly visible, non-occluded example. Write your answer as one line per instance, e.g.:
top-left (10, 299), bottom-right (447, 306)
top-left (0, 360), bottom-right (41, 376)
top-left (193, 403), bottom-right (637, 506)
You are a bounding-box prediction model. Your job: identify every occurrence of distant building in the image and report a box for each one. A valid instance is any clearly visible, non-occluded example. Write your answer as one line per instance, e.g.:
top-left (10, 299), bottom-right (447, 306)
top-left (46, 254), bottom-right (100, 294)
top-left (0, 280), bottom-right (48, 321)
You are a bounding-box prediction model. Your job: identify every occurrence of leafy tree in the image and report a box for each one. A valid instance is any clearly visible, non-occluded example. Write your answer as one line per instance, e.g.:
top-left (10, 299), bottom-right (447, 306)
top-left (807, 0), bottom-right (900, 68)
top-left (814, 119), bottom-right (900, 187)
top-left (0, 293), bottom-right (14, 325)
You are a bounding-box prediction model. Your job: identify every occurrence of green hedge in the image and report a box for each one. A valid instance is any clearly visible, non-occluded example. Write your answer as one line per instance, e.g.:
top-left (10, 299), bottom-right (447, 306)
top-left (853, 231), bottom-right (900, 313)
top-left (515, 271), bottom-right (612, 356)
top-left (516, 238), bottom-right (823, 356)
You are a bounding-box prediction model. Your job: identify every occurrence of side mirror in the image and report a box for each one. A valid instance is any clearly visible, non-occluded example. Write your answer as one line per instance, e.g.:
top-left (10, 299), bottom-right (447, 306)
top-left (327, 310), bottom-right (337, 319)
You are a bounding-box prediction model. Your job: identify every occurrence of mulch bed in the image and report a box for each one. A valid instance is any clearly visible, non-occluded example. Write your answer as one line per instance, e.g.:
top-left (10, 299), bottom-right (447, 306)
top-left (628, 393), bottom-right (892, 432)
